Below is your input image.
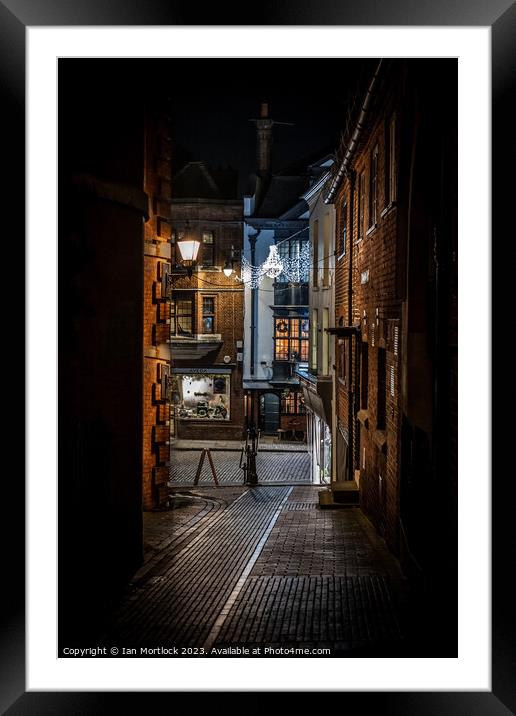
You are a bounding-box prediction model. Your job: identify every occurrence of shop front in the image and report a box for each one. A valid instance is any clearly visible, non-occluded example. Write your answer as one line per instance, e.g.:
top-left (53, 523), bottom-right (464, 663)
top-left (172, 367), bottom-right (244, 440)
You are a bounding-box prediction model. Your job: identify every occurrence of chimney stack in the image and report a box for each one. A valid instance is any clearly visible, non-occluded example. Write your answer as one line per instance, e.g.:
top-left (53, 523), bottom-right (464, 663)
top-left (255, 100), bottom-right (273, 177)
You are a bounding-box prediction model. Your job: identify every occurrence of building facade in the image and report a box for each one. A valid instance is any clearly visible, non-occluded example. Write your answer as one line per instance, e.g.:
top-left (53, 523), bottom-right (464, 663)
top-left (167, 161), bottom-right (245, 441)
top-left (242, 103), bottom-right (311, 439)
top-left (297, 158), bottom-right (336, 484)
top-left (325, 59), bottom-right (457, 605)
top-left (143, 107), bottom-right (173, 510)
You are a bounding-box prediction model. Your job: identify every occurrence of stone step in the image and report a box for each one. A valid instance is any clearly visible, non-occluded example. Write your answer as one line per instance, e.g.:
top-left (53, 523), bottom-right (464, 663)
top-left (318, 482), bottom-right (360, 508)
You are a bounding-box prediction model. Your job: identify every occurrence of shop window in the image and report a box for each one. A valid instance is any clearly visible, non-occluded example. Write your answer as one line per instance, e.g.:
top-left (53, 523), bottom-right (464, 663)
top-left (171, 298), bottom-right (193, 336)
top-left (281, 392), bottom-right (306, 415)
top-left (202, 297), bottom-right (215, 334)
top-left (176, 373), bottom-right (230, 421)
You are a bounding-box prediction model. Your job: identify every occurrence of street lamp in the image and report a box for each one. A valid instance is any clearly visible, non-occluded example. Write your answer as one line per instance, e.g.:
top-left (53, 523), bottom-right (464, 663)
top-left (223, 260), bottom-right (233, 277)
top-left (176, 220), bottom-right (200, 275)
top-left (222, 244), bottom-right (240, 278)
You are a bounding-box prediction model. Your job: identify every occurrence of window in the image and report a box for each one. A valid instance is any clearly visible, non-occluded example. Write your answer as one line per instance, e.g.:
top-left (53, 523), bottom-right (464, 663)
top-left (171, 298), bottom-right (193, 336)
top-left (357, 173), bottom-right (365, 241)
top-left (322, 214), bottom-right (330, 287)
top-left (385, 114), bottom-right (397, 205)
top-left (377, 348), bottom-right (386, 429)
top-left (361, 342), bottom-right (369, 409)
top-left (339, 200), bottom-right (347, 256)
top-left (311, 308), bottom-right (318, 370)
top-left (202, 297), bottom-right (215, 334)
top-left (369, 145), bottom-right (379, 228)
top-left (281, 392), bottom-right (306, 415)
top-left (171, 230), bottom-right (185, 266)
top-left (322, 308), bottom-right (329, 375)
top-left (202, 231), bottom-right (214, 266)
top-left (176, 373), bottom-right (230, 421)
top-left (274, 317), bottom-right (309, 362)
top-left (338, 339), bottom-right (346, 383)
top-left (312, 220), bottom-right (319, 288)
top-left (277, 238), bottom-right (309, 283)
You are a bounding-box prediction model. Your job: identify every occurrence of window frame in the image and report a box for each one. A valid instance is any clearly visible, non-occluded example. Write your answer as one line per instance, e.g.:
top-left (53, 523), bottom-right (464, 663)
top-left (274, 316), bottom-right (309, 363)
top-left (202, 295), bottom-right (216, 335)
top-left (170, 296), bottom-right (194, 336)
top-left (369, 144), bottom-right (379, 229)
top-left (201, 230), bottom-right (215, 267)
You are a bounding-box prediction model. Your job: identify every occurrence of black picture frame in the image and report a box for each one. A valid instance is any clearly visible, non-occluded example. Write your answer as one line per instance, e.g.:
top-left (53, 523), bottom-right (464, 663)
top-left (3, 0), bottom-right (511, 712)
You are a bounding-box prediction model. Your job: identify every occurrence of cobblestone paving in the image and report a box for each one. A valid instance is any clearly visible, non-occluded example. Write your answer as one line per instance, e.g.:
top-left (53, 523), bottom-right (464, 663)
top-left (100, 486), bottom-right (291, 648)
top-left (99, 485), bottom-right (409, 656)
top-left (169, 449), bottom-right (311, 485)
top-left (213, 487), bottom-right (407, 652)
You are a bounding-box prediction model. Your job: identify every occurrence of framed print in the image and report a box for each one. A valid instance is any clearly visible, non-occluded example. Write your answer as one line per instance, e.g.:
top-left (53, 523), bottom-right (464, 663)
top-left (2, 0), bottom-right (512, 711)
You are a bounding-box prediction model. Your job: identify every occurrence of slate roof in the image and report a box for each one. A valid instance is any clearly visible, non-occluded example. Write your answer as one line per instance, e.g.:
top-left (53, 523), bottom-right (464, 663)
top-left (173, 161), bottom-right (239, 200)
top-left (253, 175), bottom-right (310, 218)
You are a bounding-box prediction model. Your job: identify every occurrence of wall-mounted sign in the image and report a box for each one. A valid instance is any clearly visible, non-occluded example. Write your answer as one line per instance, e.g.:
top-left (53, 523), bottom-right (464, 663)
top-left (360, 269), bottom-right (369, 284)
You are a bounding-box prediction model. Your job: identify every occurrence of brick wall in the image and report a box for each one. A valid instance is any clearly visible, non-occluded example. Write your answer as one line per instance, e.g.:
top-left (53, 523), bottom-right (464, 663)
top-left (143, 110), bottom-right (172, 509)
top-left (169, 199), bottom-right (245, 442)
top-left (332, 67), bottom-right (404, 554)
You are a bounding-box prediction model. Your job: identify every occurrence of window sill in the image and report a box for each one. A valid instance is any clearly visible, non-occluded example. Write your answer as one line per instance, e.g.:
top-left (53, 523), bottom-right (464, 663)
top-left (380, 202), bottom-right (397, 219)
top-left (366, 223), bottom-right (378, 238)
top-left (337, 251), bottom-right (346, 262)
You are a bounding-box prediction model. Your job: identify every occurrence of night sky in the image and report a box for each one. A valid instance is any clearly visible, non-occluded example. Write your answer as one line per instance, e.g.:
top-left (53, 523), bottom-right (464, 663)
top-left (59, 58), bottom-right (378, 195)
top-left (167, 58), bottom-right (378, 193)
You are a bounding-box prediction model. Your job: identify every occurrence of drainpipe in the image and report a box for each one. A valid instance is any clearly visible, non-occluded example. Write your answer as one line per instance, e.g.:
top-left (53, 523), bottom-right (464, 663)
top-left (348, 171), bottom-right (356, 481)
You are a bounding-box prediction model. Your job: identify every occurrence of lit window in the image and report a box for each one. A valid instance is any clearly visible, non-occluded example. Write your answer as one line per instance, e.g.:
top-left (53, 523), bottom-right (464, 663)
top-left (202, 297), bottom-right (215, 334)
top-left (274, 317), bottom-right (309, 362)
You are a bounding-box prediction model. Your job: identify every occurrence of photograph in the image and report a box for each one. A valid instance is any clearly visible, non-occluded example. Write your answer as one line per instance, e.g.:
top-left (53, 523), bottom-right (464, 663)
top-left (1, 3), bottom-right (509, 708)
top-left (57, 56), bottom-right (458, 660)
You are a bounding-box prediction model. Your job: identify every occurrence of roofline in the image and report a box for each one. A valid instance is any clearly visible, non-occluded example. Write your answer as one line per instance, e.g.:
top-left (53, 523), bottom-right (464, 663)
top-left (324, 59), bottom-right (384, 204)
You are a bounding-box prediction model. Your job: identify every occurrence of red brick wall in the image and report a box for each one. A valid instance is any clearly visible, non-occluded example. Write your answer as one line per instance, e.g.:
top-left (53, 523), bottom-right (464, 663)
top-left (333, 75), bottom-right (404, 554)
top-left (142, 111), bottom-right (172, 509)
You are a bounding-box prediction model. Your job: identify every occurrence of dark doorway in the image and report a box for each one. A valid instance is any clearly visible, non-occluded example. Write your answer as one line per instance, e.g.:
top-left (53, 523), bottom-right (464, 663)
top-left (260, 393), bottom-right (280, 434)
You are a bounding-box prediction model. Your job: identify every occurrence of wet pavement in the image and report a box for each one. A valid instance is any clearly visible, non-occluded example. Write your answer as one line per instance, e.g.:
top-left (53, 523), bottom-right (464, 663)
top-left (169, 448), bottom-right (311, 485)
top-left (99, 481), bottom-right (411, 657)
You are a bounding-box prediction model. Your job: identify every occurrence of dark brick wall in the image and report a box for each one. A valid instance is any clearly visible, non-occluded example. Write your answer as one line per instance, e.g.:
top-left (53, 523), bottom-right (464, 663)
top-left (58, 61), bottom-right (146, 644)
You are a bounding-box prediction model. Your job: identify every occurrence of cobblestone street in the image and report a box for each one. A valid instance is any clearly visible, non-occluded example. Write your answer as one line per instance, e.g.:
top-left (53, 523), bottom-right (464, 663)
top-left (99, 483), bottom-right (412, 657)
top-left (169, 447), bottom-right (311, 485)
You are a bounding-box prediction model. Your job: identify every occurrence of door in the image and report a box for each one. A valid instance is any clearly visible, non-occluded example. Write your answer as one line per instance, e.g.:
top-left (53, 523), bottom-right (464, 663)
top-left (261, 393), bottom-right (280, 434)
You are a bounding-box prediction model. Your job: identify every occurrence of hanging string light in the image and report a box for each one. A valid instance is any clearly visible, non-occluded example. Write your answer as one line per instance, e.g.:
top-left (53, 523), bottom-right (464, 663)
top-left (281, 242), bottom-right (311, 283)
top-left (261, 245), bottom-right (284, 278)
top-left (237, 242), bottom-right (310, 287)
